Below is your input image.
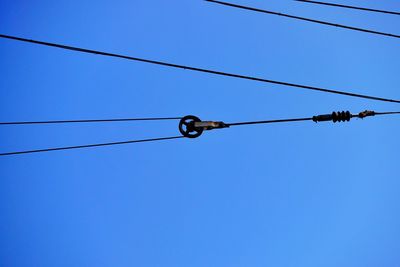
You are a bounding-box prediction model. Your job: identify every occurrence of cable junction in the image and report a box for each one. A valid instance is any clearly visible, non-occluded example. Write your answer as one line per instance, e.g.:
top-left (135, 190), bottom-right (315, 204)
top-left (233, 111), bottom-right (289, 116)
top-left (0, 34), bottom-right (399, 104)
top-left (1, 110), bottom-right (398, 156)
top-left (178, 110), bottom-right (400, 138)
top-left (205, 0), bottom-right (400, 39)
top-left (295, 0), bottom-right (400, 16)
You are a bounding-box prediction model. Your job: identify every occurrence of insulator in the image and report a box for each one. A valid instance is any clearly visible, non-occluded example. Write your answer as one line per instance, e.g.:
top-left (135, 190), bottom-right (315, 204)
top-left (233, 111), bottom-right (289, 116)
top-left (332, 111), bottom-right (351, 123)
top-left (313, 110), bottom-right (352, 123)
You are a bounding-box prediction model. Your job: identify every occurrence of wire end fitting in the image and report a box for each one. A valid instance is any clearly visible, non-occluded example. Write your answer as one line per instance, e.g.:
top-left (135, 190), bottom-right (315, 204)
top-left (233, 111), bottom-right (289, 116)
top-left (179, 115), bottom-right (228, 138)
top-left (358, 110), bottom-right (375, 119)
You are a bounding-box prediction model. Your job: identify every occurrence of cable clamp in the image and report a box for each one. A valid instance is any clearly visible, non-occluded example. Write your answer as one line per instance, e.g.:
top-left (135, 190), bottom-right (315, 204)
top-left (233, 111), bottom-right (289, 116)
top-left (358, 110), bottom-right (375, 118)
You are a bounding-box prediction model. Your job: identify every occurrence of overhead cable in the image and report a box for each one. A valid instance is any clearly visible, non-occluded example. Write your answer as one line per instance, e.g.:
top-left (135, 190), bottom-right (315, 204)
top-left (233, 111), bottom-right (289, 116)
top-left (295, 0), bottom-right (400, 16)
top-left (0, 34), bottom-right (399, 104)
top-left (178, 110), bottom-right (400, 138)
top-left (0, 136), bottom-right (184, 156)
top-left (374, 111), bottom-right (400, 116)
top-left (0, 117), bottom-right (181, 125)
top-left (205, 0), bottom-right (400, 39)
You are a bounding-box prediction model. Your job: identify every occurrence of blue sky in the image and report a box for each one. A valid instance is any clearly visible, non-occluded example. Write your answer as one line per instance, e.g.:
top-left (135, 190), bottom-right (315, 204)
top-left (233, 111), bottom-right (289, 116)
top-left (1, 1), bottom-right (399, 266)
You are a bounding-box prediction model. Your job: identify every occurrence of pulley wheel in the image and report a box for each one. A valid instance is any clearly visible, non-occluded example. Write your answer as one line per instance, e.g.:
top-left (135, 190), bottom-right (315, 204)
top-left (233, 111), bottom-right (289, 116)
top-left (179, 115), bottom-right (203, 138)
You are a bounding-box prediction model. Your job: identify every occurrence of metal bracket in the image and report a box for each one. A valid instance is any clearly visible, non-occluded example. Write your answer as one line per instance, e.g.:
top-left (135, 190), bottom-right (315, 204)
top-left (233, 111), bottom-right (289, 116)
top-left (179, 115), bottom-right (228, 138)
top-left (194, 121), bottom-right (228, 130)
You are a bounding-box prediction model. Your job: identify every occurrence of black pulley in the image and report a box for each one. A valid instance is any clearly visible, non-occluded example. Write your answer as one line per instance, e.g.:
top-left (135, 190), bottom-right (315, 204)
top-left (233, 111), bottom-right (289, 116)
top-left (179, 115), bottom-right (204, 138)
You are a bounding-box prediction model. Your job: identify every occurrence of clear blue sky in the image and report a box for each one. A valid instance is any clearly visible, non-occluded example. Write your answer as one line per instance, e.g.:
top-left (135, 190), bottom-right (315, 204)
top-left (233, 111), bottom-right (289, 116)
top-left (1, 1), bottom-right (399, 266)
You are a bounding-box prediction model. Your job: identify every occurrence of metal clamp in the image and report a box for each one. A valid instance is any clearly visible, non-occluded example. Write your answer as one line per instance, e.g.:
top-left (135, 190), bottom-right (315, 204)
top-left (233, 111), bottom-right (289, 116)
top-left (179, 115), bottom-right (228, 138)
top-left (358, 110), bottom-right (375, 118)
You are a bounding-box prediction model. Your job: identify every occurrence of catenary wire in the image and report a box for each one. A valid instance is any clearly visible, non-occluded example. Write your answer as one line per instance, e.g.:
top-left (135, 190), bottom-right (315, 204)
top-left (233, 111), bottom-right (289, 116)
top-left (295, 0), bottom-right (400, 16)
top-left (0, 34), bottom-right (399, 104)
top-left (205, 0), bottom-right (400, 39)
top-left (0, 136), bottom-right (184, 156)
top-left (0, 117), bottom-right (182, 125)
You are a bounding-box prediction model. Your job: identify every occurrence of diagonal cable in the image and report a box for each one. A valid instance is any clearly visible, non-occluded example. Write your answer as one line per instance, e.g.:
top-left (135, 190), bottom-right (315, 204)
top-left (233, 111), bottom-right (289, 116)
top-left (205, 0), bottom-right (400, 39)
top-left (295, 0), bottom-right (400, 16)
top-left (0, 34), bottom-right (399, 104)
top-left (0, 136), bottom-right (184, 156)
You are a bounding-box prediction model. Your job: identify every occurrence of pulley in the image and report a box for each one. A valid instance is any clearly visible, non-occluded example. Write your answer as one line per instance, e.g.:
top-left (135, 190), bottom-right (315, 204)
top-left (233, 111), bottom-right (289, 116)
top-left (179, 115), bottom-right (228, 138)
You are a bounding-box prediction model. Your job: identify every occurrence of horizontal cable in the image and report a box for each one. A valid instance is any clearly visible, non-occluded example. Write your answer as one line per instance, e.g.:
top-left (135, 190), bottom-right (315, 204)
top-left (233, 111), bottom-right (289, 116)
top-left (205, 0), bottom-right (400, 39)
top-left (374, 111), bottom-right (400, 116)
top-left (224, 110), bottom-right (400, 127)
top-left (226, 117), bottom-right (312, 126)
top-left (295, 0), bottom-right (400, 16)
top-left (0, 117), bottom-right (182, 125)
top-left (0, 34), bottom-right (399, 104)
top-left (0, 136), bottom-right (184, 156)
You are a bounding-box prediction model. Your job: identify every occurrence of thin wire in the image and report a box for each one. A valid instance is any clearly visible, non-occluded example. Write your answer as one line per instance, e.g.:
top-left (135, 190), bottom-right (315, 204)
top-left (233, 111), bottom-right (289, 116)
top-left (0, 34), bottom-right (399, 104)
top-left (0, 117), bottom-right (182, 125)
top-left (295, 0), bottom-right (400, 16)
top-left (226, 117), bottom-right (312, 126)
top-left (0, 136), bottom-right (185, 156)
top-left (374, 111), bottom-right (400, 116)
top-left (205, 0), bottom-right (400, 39)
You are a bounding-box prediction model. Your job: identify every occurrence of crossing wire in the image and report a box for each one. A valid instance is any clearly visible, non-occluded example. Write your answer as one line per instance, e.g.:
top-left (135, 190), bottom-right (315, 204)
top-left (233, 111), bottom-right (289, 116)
top-left (0, 117), bottom-right (182, 125)
top-left (205, 0), bottom-right (400, 39)
top-left (295, 0), bottom-right (400, 16)
top-left (0, 34), bottom-right (399, 104)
